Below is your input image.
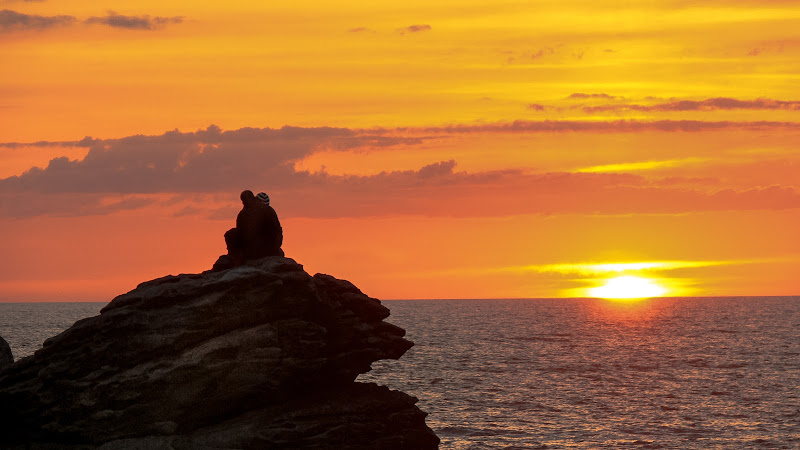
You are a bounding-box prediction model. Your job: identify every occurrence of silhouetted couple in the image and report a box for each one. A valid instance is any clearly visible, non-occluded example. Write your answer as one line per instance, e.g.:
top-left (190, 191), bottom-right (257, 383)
top-left (212, 190), bottom-right (283, 271)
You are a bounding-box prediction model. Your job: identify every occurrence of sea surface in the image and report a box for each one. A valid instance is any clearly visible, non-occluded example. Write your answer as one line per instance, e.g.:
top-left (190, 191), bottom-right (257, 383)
top-left (2, 297), bottom-right (799, 448)
top-left (0, 302), bottom-right (105, 361)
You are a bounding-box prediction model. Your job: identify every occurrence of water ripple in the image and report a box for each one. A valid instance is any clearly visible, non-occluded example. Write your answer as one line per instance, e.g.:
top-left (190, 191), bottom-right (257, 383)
top-left (359, 297), bottom-right (800, 449)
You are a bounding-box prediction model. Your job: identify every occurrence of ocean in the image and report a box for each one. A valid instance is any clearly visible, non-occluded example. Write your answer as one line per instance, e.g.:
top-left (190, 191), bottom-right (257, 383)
top-left (2, 297), bottom-right (799, 448)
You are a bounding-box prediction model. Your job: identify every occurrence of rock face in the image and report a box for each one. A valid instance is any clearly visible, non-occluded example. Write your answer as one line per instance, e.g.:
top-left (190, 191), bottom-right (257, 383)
top-left (0, 257), bottom-right (439, 449)
top-left (0, 335), bottom-right (12, 369)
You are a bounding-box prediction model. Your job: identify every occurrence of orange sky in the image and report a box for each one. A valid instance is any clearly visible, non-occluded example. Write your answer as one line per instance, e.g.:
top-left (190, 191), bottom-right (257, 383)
top-left (1, 0), bottom-right (799, 301)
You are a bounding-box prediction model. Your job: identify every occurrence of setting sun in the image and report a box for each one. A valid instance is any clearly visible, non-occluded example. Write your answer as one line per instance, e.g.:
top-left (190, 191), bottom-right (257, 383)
top-left (589, 276), bottom-right (668, 299)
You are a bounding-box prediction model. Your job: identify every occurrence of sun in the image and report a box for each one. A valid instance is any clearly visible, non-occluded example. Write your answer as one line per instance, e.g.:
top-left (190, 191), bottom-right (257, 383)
top-left (589, 275), bottom-right (667, 299)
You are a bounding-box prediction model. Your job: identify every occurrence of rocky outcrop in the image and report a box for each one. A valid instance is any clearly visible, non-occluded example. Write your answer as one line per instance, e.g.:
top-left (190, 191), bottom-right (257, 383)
top-left (0, 257), bottom-right (439, 449)
top-left (0, 335), bottom-right (12, 369)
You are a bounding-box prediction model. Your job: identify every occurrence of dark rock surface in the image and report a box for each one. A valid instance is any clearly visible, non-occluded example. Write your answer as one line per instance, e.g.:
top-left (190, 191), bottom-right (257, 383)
top-left (0, 257), bottom-right (439, 449)
top-left (0, 335), bottom-right (12, 369)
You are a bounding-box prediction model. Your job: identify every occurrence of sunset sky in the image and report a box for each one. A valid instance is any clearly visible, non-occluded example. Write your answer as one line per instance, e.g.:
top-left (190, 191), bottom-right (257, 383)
top-left (2, 0), bottom-right (799, 301)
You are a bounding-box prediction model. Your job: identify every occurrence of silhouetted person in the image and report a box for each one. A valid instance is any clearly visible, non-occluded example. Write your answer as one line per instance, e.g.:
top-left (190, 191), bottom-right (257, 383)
top-left (211, 227), bottom-right (244, 271)
top-left (224, 227), bottom-right (243, 258)
top-left (236, 190), bottom-right (284, 259)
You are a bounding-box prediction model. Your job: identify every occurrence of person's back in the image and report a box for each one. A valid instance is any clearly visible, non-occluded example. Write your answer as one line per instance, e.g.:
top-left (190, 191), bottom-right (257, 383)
top-left (256, 192), bottom-right (283, 255)
top-left (264, 203), bottom-right (283, 256)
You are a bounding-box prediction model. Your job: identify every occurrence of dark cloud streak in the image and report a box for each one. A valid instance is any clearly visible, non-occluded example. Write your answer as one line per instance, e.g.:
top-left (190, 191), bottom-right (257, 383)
top-left (568, 92), bottom-right (618, 99)
top-left (0, 193), bottom-right (156, 218)
top-left (583, 97), bottom-right (800, 114)
top-left (0, 8), bottom-right (183, 33)
top-left (530, 47), bottom-right (555, 59)
top-left (397, 24), bottom-right (431, 35)
top-left (414, 119), bottom-right (800, 134)
top-left (85, 11), bottom-right (183, 30)
top-left (0, 9), bottom-right (75, 32)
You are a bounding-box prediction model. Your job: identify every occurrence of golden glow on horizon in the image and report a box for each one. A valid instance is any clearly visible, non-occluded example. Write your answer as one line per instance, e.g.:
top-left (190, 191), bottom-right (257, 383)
top-left (589, 276), bottom-right (668, 299)
top-left (577, 158), bottom-right (710, 173)
top-left (528, 260), bottom-right (732, 275)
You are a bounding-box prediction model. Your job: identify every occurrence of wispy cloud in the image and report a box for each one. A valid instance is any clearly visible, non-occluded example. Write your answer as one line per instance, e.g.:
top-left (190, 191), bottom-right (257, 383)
top-left (0, 193), bottom-right (158, 218)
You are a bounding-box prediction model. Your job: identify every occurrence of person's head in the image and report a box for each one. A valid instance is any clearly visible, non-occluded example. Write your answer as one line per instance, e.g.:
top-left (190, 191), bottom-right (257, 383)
top-left (256, 192), bottom-right (270, 206)
top-left (223, 227), bottom-right (240, 251)
top-left (240, 190), bottom-right (255, 205)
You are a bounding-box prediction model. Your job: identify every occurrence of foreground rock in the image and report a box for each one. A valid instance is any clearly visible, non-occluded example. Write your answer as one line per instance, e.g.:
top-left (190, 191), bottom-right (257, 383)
top-left (0, 257), bottom-right (439, 449)
top-left (0, 335), bottom-right (11, 369)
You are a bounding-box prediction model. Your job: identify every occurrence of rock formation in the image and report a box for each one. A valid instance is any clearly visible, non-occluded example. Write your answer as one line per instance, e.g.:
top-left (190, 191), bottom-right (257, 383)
top-left (0, 335), bottom-right (12, 369)
top-left (0, 257), bottom-right (439, 449)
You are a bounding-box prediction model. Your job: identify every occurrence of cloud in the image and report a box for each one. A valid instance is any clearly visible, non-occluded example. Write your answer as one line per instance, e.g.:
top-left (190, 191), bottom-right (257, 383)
top-left (0, 9), bottom-right (75, 32)
top-left (415, 119), bottom-right (800, 134)
top-left (530, 47), bottom-right (555, 60)
top-left (0, 125), bottom-right (423, 196)
top-left (85, 11), bottom-right (183, 30)
top-left (0, 193), bottom-right (157, 218)
top-left (1, 8), bottom-right (184, 33)
top-left (3, 124), bottom-right (800, 219)
top-left (743, 38), bottom-right (800, 57)
top-left (582, 97), bottom-right (800, 114)
top-left (397, 24), bottom-right (431, 35)
top-left (657, 176), bottom-right (718, 186)
top-left (527, 104), bottom-right (546, 111)
top-left (348, 27), bottom-right (372, 33)
top-left (567, 93), bottom-right (618, 100)
top-left (271, 172), bottom-right (800, 219)
top-left (417, 160), bottom-right (456, 179)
